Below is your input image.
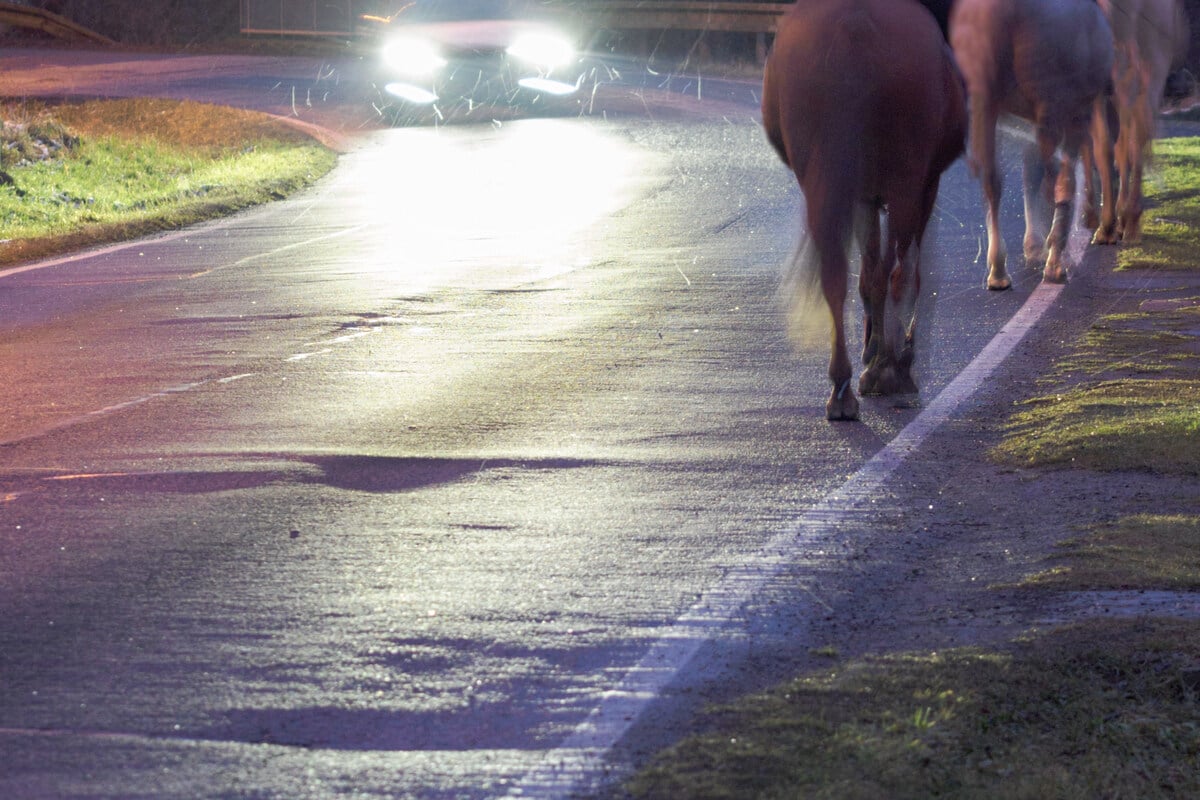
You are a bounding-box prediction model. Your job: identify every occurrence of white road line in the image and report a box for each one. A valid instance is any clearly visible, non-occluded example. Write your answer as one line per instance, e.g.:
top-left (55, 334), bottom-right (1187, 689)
top-left (0, 219), bottom-right (367, 280)
top-left (0, 217), bottom-right (240, 278)
top-left (509, 271), bottom-right (1071, 796)
top-left (188, 223), bottom-right (367, 278)
top-left (0, 378), bottom-right (230, 447)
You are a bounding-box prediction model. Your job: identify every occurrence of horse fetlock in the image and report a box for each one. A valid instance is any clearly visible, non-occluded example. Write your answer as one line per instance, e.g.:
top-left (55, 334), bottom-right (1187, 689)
top-left (861, 329), bottom-right (879, 366)
top-left (858, 366), bottom-right (882, 397)
top-left (986, 247), bottom-right (1010, 290)
top-left (1023, 234), bottom-right (1046, 263)
top-left (1121, 215), bottom-right (1142, 244)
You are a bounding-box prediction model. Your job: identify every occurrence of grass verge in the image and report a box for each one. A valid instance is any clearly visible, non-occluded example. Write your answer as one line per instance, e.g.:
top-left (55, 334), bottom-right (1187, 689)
top-left (991, 378), bottom-right (1200, 474)
top-left (625, 620), bottom-right (1200, 800)
top-left (1021, 514), bottom-right (1200, 592)
top-left (619, 137), bottom-right (1200, 797)
top-left (988, 136), bottom-right (1200, 474)
top-left (0, 97), bottom-right (337, 267)
top-left (1115, 138), bottom-right (1200, 272)
top-left (992, 245), bottom-right (1200, 474)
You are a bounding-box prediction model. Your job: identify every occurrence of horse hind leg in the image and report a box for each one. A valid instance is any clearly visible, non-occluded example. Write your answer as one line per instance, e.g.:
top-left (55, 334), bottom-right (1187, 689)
top-left (857, 205), bottom-right (884, 369)
top-left (1088, 96), bottom-right (1119, 244)
top-left (1119, 99), bottom-right (1150, 243)
top-left (1043, 170), bottom-right (1074, 283)
top-left (814, 234), bottom-right (858, 421)
top-left (1115, 57), bottom-right (1154, 243)
top-left (968, 95), bottom-right (1009, 290)
top-left (861, 225), bottom-right (920, 397)
top-left (1021, 139), bottom-right (1054, 264)
top-left (1044, 127), bottom-right (1087, 283)
top-left (859, 206), bottom-right (914, 397)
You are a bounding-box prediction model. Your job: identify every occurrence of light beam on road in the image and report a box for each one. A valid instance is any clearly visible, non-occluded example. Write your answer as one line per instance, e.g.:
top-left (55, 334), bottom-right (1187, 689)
top-left (341, 120), bottom-right (655, 290)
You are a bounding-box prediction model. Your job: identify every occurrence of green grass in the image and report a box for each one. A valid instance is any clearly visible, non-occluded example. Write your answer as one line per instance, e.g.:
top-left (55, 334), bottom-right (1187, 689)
top-left (1021, 514), bottom-right (1200, 591)
top-left (625, 620), bottom-right (1200, 800)
top-left (992, 378), bottom-right (1200, 474)
top-left (991, 162), bottom-right (1200, 474)
top-left (0, 98), bottom-right (336, 267)
top-left (1050, 303), bottom-right (1200, 382)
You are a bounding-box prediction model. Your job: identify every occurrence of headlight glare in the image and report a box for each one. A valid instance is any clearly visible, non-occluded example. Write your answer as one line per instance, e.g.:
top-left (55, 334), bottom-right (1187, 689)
top-left (383, 36), bottom-right (446, 76)
top-left (507, 31), bottom-right (575, 70)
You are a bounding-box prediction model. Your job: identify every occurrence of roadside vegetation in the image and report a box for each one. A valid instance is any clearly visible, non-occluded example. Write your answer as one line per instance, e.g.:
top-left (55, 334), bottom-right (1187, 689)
top-left (626, 620), bottom-right (1200, 799)
top-left (0, 98), bottom-right (336, 267)
top-left (619, 139), bottom-right (1200, 797)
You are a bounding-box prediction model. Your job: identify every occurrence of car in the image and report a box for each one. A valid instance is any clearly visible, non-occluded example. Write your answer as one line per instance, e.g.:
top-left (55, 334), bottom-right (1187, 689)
top-left (368, 0), bottom-right (596, 122)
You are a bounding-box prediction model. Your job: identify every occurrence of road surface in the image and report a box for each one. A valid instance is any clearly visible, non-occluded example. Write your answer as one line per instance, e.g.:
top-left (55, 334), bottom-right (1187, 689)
top-left (0, 46), bottom-right (1050, 797)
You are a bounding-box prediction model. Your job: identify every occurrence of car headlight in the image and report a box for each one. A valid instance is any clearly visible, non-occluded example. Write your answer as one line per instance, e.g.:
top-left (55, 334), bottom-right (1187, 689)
top-left (507, 31), bottom-right (576, 70)
top-left (383, 35), bottom-right (447, 77)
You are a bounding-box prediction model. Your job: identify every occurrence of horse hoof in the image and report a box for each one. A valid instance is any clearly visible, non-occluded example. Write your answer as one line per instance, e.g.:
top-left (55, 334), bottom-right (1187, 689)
top-left (826, 391), bottom-right (859, 421)
top-left (858, 370), bottom-right (881, 397)
top-left (859, 365), bottom-right (917, 397)
top-left (986, 274), bottom-right (1012, 291)
top-left (893, 373), bottom-right (918, 395)
top-left (1042, 264), bottom-right (1067, 284)
top-left (1092, 225), bottom-right (1118, 246)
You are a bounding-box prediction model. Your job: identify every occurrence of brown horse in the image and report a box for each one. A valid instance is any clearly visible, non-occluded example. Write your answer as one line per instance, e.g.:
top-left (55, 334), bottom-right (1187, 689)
top-left (1090, 0), bottom-right (1191, 243)
top-left (950, 0), bottom-right (1114, 289)
top-left (762, 0), bottom-right (966, 420)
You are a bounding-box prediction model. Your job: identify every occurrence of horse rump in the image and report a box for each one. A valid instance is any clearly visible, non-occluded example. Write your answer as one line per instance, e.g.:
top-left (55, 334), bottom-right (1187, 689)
top-left (763, 0), bottom-right (966, 420)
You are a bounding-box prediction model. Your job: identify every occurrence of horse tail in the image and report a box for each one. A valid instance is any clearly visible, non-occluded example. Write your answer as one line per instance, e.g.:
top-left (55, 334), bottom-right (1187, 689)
top-left (812, 6), bottom-right (874, 246)
top-left (783, 10), bottom-right (875, 343)
top-left (1171, 0), bottom-right (1191, 71)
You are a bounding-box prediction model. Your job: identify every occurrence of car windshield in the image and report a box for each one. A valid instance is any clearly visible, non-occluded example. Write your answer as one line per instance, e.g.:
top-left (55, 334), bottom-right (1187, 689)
top-left (389, 0), bottom-right (537, 23)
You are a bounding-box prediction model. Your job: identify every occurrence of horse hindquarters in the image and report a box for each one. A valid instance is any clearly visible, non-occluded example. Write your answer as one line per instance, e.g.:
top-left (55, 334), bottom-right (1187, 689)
top-left (952, 0), bottom-right (1113, 287)
top-left (764, 0), bottom-right (965, 420)
top-left (1100, 0), bottom-right (1190, 243)
top-left (949, 0), bottom-right (1013, 289)
top-left (857, 28), bottom-right (966, 398)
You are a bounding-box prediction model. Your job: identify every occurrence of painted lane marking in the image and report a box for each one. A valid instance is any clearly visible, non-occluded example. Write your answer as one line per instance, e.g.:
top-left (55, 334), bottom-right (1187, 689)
top-left (0, 377), bottom-right (247, 447)
top-left (0, 320), bottom-right (382, 448)
top-left (0, 222), bottom-right (377, 448)
top-left (186, 223), bottom-right (367, 278)
top-left (0, 217), bottom-right (240, 278)
top-left (0, 218), bottom-right (366, 281)
top-left (510, 274), bottom-right (1069, 796)
top-left (286, 348), bottom-right (333, 362)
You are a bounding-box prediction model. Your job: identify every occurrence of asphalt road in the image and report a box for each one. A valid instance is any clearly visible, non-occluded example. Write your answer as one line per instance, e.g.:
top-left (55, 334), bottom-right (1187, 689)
top-left (0, 47), bottom-right (1046, 797)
